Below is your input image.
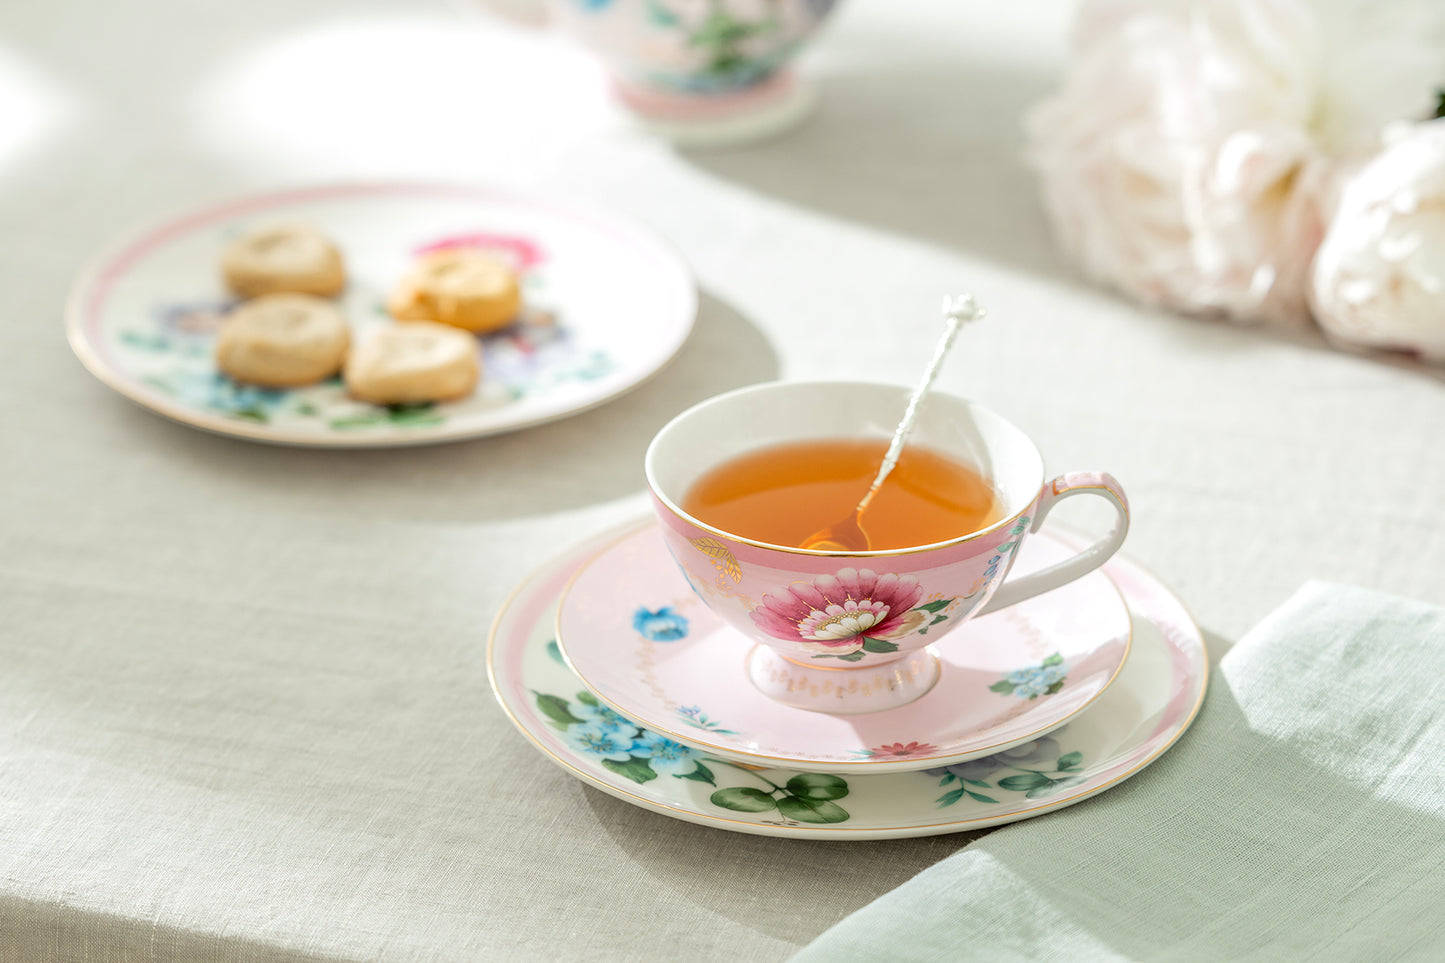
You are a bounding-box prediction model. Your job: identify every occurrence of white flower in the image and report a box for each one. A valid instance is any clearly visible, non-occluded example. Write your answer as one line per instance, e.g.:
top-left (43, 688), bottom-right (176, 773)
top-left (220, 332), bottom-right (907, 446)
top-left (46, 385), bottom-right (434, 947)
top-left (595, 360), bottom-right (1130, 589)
top-left (1028, 0), bottom-right (1445, 328)
top-left (1310, 119), bottom-right (1445, 361)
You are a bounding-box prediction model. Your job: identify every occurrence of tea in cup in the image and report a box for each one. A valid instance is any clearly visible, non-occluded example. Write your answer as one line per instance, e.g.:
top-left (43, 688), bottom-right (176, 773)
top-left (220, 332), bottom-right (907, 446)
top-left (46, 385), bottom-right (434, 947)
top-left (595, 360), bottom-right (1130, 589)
top-left (645, 380), bottom-right (1130, 713)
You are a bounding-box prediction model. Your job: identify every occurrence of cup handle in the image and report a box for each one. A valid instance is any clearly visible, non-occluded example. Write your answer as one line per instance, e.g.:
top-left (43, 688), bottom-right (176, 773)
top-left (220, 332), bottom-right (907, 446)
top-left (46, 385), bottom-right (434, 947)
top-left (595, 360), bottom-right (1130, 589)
top-left (976, 471), bottom-right (1130, 616)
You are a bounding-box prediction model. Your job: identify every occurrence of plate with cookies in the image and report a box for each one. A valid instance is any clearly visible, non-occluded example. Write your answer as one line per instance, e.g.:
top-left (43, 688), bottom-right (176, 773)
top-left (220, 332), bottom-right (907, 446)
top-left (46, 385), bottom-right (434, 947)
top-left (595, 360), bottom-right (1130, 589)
top-left (66, 183), bottom-right (697, 447)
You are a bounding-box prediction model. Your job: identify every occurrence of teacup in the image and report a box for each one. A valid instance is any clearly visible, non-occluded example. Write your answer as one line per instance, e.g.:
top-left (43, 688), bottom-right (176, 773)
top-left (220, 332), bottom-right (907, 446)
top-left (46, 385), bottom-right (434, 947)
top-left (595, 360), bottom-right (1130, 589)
top-left (497, 0), bottom-right (843, 146)
top-left (645, 380), bottom-right (1130, 714)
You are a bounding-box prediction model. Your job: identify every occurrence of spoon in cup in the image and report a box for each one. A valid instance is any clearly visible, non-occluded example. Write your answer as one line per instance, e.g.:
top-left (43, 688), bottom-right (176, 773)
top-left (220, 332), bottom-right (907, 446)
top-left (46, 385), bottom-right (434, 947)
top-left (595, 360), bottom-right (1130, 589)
top-left (801, 294), bottom-right (987, 552)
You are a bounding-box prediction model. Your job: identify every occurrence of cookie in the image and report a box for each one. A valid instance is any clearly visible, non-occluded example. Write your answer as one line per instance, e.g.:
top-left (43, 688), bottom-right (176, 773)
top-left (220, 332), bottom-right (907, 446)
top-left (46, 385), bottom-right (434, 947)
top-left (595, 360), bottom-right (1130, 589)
top-left (387, 249), bottom-right (521, 333)
top-left (344, 321), bottom-right (481, 405)
top-left (215, 293), bottom-right (350, 388)
top-left (222, 224), bottom-right (346, 299)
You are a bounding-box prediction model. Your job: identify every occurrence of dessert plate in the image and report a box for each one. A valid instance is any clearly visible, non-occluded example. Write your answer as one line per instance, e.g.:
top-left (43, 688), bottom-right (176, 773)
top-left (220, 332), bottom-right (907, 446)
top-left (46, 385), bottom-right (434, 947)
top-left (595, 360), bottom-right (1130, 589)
top-left (555, 524), bottom-right (1132, 774)
top-left (488, 522), bottom-right (1208, 839)
top-left (66, 182), bottom-right (696, 447)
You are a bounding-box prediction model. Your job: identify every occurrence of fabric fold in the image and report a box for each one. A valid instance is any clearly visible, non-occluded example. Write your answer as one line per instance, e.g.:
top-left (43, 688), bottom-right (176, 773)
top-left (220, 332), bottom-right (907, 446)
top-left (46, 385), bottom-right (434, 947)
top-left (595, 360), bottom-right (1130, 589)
top-left (794, 582), bottom-right (1445, 962)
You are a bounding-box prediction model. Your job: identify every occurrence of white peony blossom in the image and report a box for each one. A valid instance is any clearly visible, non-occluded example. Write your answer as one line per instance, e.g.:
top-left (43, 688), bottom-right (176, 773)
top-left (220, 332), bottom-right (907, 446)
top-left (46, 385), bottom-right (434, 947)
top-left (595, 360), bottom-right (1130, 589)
top-left (1028, 0), bottom-right (1445, 328)
top-left (1310, 119), bottom-right (1445, 360)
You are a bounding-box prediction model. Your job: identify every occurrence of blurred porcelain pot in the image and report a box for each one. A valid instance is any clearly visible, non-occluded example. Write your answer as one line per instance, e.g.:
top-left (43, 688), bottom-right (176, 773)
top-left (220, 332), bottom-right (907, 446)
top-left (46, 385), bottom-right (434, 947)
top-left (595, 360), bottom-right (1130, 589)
top-left (488, 0), bottom-right (843, 146)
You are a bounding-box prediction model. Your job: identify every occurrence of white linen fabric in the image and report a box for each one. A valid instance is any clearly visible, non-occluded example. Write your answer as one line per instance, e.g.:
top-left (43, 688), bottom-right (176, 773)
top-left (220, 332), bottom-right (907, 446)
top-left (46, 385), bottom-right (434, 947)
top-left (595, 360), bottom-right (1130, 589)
top-left (2, 0), bottom-right (1443, 959)
top-left (797, 582), bottom-right (1445, 961)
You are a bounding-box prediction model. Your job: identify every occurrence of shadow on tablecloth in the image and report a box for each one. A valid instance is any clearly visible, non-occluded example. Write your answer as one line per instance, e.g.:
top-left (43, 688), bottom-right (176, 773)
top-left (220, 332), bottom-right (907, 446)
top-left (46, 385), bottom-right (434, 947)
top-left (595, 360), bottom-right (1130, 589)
top-left (580, 785), bottom-right (986, 948)
top-left (679, 42), bottom-right (1067, 283)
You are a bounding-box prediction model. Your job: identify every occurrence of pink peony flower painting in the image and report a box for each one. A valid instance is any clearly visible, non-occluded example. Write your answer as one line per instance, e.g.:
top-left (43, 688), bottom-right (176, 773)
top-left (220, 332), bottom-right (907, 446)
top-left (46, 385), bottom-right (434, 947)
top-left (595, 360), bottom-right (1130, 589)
top-left (750, 568), bottom-right (924, 658)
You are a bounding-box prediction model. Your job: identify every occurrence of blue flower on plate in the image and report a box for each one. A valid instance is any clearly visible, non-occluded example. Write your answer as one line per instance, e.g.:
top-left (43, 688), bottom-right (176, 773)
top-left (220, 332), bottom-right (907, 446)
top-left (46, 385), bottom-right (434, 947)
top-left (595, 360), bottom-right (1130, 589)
top-left (565, 723), bottom-right (636, 762)
top-left (572, 0), bottom-right (616, 10)
top-left (631, 731), bottom-right (697, 775)
top-left (574, 700), bottom-right (638, 735)
top-left (925, 736), bottom-right (1065, 782)
top-left (991, 736), bottom-right (1065, 769)
top-left (1004, 663), bottom-right (1067, 699)
top-left (147, 369), bottom-right (289, 421)
top-left (633, 606), bottom-right (689, 641)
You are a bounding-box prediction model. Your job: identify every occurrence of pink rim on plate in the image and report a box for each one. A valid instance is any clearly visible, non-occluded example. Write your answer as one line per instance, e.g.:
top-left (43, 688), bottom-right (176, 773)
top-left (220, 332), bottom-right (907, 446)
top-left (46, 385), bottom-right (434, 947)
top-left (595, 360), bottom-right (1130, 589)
top-left (487, 520), bottom-right (1208, 839)
top-left (554, 524), bottom-right (1133, 774)
top-left (66, 183), bottom-right (697, 448)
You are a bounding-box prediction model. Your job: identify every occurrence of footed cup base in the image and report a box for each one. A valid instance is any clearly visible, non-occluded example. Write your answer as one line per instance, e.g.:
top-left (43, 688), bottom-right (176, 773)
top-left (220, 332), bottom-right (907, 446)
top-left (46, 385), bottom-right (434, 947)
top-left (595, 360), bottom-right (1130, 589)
top-left (745, 644), bottom-right (941, 714)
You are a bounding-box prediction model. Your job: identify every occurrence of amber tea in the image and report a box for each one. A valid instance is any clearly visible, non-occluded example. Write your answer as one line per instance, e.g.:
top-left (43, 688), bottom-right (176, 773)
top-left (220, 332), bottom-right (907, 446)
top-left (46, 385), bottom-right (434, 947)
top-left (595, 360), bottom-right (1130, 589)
top-left (681, 438), bottom-right (1004, 551)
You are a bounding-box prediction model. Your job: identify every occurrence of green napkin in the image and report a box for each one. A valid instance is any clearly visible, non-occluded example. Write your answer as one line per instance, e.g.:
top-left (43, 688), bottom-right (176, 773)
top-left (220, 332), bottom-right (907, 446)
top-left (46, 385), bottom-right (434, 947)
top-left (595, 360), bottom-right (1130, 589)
top-left (795, 583), bottom-right (1445, 962)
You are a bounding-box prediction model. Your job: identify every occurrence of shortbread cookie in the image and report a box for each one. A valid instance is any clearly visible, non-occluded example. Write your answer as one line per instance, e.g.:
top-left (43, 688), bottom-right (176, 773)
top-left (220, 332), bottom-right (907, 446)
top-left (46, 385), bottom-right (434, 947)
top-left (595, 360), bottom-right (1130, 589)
top-left (387, 249), bottom-right (520, 333)
top-left (345, 321), bottom-right (480, 405)
top-left (215, 294), bottom-right (350, 388)
top-left (222, 224), bottom-right (346, 299)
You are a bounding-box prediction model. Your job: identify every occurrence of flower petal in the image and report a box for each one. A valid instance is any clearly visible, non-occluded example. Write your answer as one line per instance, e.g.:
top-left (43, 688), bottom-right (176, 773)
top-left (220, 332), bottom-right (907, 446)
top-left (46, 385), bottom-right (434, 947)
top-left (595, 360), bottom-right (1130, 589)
top-left (750, 606), bottom-right (805, 641)
top-left (789, 581), bottom-right (828, 611)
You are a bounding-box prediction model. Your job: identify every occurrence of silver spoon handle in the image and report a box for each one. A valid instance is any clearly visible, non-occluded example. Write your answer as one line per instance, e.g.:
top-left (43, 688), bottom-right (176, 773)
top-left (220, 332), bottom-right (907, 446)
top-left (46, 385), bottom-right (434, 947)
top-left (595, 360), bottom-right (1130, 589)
top-left (857, 294), bottom-right (987, 514)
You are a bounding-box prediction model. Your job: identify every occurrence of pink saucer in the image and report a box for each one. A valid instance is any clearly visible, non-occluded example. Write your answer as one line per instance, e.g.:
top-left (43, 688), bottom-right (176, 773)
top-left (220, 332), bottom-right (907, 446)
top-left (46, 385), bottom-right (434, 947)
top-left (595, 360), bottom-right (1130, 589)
top-left (555, 523), bottom-right (1133, 774)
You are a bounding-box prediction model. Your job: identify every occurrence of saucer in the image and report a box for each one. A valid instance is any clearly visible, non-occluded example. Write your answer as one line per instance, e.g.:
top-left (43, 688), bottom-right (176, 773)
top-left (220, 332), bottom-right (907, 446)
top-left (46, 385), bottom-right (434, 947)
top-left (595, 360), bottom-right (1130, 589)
top-left (488, 523), bottom-right (1207, 839)
top-left (554, 523), bottom-right (1133, 774)
top-left (66, 183), bottom-right (696, 447)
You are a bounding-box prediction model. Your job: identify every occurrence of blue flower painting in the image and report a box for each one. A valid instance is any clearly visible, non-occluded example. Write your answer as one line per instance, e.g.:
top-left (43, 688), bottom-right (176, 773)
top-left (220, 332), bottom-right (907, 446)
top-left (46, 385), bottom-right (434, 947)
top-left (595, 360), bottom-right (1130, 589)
top-left (632, 606), bottom-right (689, 641)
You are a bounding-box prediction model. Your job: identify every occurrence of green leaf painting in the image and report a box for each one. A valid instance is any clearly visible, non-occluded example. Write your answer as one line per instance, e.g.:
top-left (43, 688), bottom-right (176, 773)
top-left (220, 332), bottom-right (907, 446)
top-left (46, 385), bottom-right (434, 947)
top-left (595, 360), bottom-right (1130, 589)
top-left (602, 757), bottom-right (658, 784)
top-left (776, 797), bottom-right (849, 824)
top-left (785, 773), bottom-right (848, 801)
top-left (711, 787), bottom-right (777, 813)
top-left (997, 772), bottom-right (1053, 793)
top-left (534, 692), bottom-right (584, 727)
top-left (933, 739), bottom-right (1088, 809)
top-left (535, 688), bottom-right (854, 824)
top-left (678, 761), bottom-right (716, 786)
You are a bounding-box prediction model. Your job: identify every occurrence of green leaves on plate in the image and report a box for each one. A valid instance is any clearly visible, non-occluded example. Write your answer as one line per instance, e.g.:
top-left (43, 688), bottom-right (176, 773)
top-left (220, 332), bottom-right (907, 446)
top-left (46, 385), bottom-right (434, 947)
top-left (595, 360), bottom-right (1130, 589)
top-left (710, 771), bottom-right (853, 823)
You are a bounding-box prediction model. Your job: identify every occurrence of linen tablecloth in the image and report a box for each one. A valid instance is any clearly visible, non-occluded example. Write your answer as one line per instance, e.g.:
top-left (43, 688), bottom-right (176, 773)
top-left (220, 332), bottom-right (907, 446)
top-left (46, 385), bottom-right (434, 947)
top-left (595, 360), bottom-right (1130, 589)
top-left (3, 0), bottom-right (1444, 959)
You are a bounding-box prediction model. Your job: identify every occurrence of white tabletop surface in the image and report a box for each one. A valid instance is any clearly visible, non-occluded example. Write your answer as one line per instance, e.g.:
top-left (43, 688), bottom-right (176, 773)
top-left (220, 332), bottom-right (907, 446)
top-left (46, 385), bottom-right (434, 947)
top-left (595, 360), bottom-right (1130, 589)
top-left (4, 0), bottom-right (1444, 959)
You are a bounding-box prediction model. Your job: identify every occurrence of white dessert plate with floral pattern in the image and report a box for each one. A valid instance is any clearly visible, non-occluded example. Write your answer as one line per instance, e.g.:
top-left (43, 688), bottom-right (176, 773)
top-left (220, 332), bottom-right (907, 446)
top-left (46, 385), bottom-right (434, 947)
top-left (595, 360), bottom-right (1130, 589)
top-left (554, 523), bottom-right (1133, 774)
top-left (488, 522), bottom-right (1207, 839)
top-left (66, 183), bottom-right (696, 447)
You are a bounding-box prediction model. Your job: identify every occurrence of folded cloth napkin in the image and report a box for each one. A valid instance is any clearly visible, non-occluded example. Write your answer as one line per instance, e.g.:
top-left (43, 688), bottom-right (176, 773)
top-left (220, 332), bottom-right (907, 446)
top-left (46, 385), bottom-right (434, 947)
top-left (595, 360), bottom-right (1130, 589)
top-left (795, 582), bottom-right (1445, 962)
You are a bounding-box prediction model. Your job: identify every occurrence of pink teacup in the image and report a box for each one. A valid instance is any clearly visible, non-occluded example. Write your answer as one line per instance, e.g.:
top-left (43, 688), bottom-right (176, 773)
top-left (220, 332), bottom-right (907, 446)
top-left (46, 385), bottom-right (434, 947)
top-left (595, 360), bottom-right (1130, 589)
top-left (645, 380), bottom-right (1130, 714)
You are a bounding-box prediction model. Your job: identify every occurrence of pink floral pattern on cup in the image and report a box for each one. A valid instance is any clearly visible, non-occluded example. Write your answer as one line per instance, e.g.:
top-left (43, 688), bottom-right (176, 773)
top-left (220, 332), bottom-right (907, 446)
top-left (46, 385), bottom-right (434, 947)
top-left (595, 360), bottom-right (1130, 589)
top-left (750, 568), bottom-right (925, 659)
top-left (653, 503), bottom-right (1031, 670)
